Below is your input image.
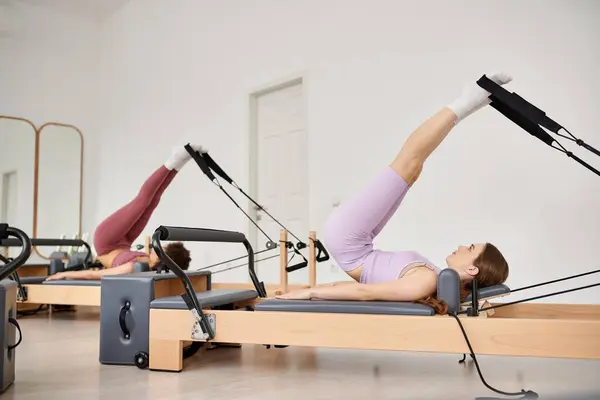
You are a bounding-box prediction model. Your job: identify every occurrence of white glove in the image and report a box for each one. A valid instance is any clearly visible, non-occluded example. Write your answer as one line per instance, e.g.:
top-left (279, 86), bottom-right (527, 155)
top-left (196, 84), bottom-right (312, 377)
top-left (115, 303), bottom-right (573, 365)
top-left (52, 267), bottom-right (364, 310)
top-left (447, 72), bottom-right (513, 124)
top-left (164, 143), bottom-right (209, 171)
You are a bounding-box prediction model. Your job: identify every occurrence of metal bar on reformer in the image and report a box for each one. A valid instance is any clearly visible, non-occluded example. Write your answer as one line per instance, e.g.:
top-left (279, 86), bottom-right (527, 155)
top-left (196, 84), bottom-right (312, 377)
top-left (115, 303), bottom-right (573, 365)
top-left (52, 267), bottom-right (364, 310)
top-left (151, 225), bottom-right (267, 339)
top-left (0, 224), bottom-right (33, 281)
top-left (0, 238), bottom-right (93, 266)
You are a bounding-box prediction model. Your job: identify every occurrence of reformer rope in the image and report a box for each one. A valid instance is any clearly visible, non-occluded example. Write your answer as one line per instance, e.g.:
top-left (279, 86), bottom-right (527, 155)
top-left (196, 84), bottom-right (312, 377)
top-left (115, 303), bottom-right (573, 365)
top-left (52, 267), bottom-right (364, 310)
top-left (509, 268), bottom-right (600, 294)
top-left (183, 144), bottom-right (330, 273)
top-left (471, 282), bottom-right (600, 315)
top-left (192, 237), bottom-right (303, 276)
top-left (459, 268), bottom-right (600, 316)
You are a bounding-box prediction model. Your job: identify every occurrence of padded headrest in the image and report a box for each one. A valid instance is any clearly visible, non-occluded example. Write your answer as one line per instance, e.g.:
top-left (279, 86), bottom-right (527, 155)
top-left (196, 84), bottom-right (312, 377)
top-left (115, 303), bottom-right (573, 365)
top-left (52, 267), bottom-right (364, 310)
top-left (464, 283), bottom-right (510, 303)
top-left (133, 261), bottom-right (150, 273)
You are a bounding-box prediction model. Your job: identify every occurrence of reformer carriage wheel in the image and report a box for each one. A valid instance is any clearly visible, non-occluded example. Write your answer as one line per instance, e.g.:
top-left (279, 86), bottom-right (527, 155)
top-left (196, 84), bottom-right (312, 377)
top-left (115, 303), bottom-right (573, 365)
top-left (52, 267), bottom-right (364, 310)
top-left (134, 351), bottom-right (149, 369)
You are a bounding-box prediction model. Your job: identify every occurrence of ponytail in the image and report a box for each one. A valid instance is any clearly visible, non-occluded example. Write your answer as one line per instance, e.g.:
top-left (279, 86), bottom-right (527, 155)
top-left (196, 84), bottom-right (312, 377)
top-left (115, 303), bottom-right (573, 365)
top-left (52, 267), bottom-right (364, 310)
top-left (414, 284), bottom-right (472, 315)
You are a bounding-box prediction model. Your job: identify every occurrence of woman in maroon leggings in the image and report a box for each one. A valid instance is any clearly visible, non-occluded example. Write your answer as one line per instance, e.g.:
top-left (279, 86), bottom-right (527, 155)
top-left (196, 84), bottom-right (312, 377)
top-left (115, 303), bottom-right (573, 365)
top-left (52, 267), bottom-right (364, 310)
top-left (46, 144), bottom-right (207, 280)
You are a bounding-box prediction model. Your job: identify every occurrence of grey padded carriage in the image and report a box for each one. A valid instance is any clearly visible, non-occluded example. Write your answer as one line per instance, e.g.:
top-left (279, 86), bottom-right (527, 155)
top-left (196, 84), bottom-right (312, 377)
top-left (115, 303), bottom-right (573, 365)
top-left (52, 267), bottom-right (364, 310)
top-left (254, 299), bottom-right (435, 316)
top-left (254, 272), bottom-right (510, 317)
top-left (18, 276), bottom-right (47, 284)
top-left (17, 261), bottom-right (149, 287)
top-left (99, 270), bottom-right (212, 366)
top-left (0, 279), bottom-right (18, 393)
top-left (43, 280), bottom-right (102, 286)
top-left (150, 289), bottom-right (258, 310)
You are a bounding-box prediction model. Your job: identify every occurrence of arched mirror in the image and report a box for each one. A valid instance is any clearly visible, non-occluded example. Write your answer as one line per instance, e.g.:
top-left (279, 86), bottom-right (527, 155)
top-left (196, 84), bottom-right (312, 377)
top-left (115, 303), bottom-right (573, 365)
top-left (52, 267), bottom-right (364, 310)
top-left (35, 123), bottom-right (83, 257)
top-left (0, 116), bottom-right (37, 258)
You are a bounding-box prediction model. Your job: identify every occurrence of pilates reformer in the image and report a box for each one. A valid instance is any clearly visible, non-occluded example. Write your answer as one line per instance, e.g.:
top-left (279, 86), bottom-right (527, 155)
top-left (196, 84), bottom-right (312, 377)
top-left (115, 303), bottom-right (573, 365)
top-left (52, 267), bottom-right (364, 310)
top-left (1, 237), bottom-right (106, 308)
top-left (0, 223), bottom-right (33, 393)
top-left (145, 225), bottom-right (598, 398)
top-left (143, 78), bottom-right (600, 399)
top-left (0, 236), bottom-right (211, 315)
top-left (96, 228), bottom-right (324, 369)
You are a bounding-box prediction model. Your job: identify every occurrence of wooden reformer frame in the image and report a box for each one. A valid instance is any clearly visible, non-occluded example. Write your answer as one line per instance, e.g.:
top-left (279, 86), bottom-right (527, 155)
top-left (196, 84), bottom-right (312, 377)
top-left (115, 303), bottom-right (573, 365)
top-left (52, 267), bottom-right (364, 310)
top-left (148, 230), bottom-right (600, 373)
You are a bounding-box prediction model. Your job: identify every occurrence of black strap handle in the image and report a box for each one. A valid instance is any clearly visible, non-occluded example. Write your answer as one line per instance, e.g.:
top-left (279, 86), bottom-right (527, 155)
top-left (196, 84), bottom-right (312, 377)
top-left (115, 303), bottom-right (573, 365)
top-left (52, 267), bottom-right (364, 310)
top-left (185, 144), bottom-right (217, 181)
top-left (476, 74), bottom-right (562, 133)
top-left (314, 240), bottom-right (330, 262)
top-left (8, 317), bottom-right (22, 351)
top-left (286, 261), bottom-right (308, 273)
top-left (119, 301), bottom-right (131, 340)
top-left (202, 153), bottom-right (235, 185)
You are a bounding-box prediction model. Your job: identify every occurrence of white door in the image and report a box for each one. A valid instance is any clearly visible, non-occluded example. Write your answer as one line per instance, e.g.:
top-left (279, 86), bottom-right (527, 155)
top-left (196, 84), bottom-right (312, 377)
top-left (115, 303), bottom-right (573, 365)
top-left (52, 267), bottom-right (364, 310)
top-left (250, 79), bottom-right (309, 285)
top-left (1, 171), bottom-right (18, 258)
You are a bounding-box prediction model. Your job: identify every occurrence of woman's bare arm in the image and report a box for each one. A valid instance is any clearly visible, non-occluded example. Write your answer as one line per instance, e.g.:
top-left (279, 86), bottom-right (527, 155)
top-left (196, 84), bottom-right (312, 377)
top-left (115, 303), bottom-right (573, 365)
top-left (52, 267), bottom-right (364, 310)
top-left (45, 262), bottom-right (134, 280)
top-left (277, 269), bottom-right (437, 302)
top-left (313, 281), bottom-right (359, 288)
top-left (308, 269), bottom-right (437, 301)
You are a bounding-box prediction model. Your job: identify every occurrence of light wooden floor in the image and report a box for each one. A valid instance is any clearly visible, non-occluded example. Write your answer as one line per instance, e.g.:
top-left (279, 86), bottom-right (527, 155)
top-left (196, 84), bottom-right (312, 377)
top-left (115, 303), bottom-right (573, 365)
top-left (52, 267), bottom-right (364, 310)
top-left (3, 308), bottom-right (600, 400)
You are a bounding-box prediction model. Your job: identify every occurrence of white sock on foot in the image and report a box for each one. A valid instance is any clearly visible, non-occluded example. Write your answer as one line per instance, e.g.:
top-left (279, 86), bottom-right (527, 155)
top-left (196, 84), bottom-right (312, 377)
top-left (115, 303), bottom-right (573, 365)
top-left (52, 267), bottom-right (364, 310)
top-left (164, 143), bottom-right (209, 171)
top-left (447, 72), bottom-right (513, 124)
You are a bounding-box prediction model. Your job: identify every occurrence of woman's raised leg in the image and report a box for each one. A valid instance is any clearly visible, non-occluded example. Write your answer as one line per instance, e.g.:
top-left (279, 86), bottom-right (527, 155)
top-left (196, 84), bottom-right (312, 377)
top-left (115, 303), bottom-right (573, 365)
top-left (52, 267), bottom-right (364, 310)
top-left (93, 144), bottom-right (206, 255)
top-left (323, 72), bottom-right (514, 273)
top-left (93, 166), bottom-right (176, 255)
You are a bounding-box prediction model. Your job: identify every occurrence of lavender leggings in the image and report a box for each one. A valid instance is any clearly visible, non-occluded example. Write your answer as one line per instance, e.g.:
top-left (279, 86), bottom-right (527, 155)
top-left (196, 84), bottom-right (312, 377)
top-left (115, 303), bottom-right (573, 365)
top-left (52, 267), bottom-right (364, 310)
top-left (323, 167), bottom-right (439, 284)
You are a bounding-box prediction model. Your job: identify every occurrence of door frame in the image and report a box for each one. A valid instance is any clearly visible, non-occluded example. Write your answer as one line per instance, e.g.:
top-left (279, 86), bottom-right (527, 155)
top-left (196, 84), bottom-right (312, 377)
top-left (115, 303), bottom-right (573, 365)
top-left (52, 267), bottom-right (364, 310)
top-left (247, 72), bottom-right (308, 272)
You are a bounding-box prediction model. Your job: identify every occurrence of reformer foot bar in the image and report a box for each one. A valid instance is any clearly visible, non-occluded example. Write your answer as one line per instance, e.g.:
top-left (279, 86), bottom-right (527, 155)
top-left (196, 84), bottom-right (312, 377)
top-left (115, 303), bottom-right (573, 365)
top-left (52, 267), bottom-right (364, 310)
top-left (0, 223), bottom-right (32, 393)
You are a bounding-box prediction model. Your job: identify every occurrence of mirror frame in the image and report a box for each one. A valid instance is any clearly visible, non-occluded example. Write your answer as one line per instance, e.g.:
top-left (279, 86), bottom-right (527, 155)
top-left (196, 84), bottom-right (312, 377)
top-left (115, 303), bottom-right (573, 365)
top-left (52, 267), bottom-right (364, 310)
top-left (0, 115), bottom-right (39, 241)
top-left (33, 122), bottom-right (84, 259)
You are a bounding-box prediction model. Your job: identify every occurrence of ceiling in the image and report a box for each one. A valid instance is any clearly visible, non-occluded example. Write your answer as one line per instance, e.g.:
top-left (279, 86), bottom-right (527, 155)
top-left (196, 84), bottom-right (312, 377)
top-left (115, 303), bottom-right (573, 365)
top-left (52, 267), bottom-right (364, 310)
top-left (1, 0), bottom-right (130, 21)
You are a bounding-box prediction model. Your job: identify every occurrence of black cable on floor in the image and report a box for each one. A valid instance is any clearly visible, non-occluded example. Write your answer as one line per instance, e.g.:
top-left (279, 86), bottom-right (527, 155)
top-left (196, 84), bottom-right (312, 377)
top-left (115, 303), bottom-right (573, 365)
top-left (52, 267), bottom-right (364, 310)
top-left (450, 313), bottom-right (538, 398)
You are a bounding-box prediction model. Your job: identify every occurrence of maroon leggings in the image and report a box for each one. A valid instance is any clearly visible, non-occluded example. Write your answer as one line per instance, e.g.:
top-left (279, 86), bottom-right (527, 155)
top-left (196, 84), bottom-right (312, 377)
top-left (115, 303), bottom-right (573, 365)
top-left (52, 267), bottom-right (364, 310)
top-left (94, 165), bottom-right (177, 256)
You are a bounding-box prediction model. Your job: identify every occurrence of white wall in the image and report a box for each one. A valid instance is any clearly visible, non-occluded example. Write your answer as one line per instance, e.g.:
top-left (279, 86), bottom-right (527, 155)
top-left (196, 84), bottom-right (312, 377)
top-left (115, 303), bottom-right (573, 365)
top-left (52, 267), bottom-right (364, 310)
top-left (0, 0), bottom-right (102, 242)
top-left (94, 0), bottom-right (600, 304)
